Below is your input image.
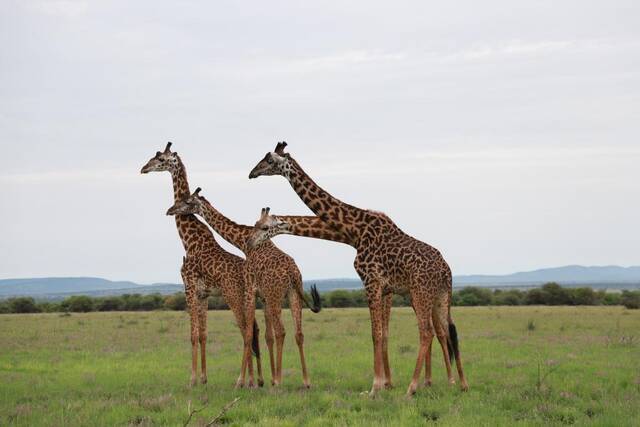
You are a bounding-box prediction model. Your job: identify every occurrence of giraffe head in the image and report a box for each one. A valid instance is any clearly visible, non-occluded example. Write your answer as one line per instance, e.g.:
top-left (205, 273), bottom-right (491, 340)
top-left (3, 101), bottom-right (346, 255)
top-left (166, 187), bottom-right (204, 216)
top-left (140, 142), bottom-right (180, 174)
top-left (248, 141), bottom-right (292, 179)
top-left (247, 207), bottom-right (290, 248)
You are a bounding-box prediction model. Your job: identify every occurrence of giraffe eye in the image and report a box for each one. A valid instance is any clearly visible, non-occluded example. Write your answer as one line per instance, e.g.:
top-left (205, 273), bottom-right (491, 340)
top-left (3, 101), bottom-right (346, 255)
top-left (261, 226), bottom-right (268, 231)
top-left (266, 157), bottom-right (273, 164)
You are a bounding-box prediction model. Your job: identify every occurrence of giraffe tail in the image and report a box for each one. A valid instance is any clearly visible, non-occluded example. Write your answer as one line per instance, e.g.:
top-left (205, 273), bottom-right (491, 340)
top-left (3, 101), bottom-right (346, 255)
top-left (252, 319), bottom-right (260, 358)
top-left (295, 284), bottom-right (322, 313)
top-left (447, 323), bottom-right (460, 363)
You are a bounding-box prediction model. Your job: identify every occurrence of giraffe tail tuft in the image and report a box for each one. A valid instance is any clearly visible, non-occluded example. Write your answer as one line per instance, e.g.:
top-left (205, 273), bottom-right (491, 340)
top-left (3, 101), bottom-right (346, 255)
top-left (252, 319), bottom-right (260, 358)
top-left (309, 284), bottom-right (322, 313)
top-left (448, 323), bottom-right (460, 363)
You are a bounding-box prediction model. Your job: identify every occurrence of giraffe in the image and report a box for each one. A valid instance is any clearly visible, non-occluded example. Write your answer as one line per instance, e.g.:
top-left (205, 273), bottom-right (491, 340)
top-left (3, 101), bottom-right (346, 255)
top-left (166, 188), bottom-right (331, 388)
top-left (247, 142), bottom-right (469, 396)
top-left (141, 142), bottom-right (262, 387)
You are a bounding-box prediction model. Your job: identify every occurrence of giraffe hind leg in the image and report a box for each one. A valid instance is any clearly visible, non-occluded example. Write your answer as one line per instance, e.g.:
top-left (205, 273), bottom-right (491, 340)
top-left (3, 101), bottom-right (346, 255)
top-left (289, 289), bottom-right (311, 388)
top-left (407, 288), bottom-right (433, 396)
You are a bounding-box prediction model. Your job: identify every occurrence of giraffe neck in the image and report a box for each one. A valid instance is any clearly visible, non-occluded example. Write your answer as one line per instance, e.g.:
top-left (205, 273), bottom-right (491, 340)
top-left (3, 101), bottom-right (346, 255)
top-left (168, 156), bottom-right (221, 253)
top-left (170, 157), bottom-right (191, 202)
top-left (198, 197), bottom-right (253, 254)
top-left (276, 215), bottom-right (354, 246)
top-left (284, 158), bottom-right (366, 241)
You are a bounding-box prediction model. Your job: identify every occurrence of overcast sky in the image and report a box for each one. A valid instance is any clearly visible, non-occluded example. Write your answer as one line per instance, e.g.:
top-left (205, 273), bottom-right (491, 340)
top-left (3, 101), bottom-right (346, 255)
top-left (1, 1), bottom-right (639, 283)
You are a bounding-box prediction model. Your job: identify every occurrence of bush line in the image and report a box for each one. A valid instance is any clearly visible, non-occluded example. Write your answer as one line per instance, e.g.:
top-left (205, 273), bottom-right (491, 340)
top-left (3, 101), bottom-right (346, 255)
top-left (0, 283), bottom-right (639, 314)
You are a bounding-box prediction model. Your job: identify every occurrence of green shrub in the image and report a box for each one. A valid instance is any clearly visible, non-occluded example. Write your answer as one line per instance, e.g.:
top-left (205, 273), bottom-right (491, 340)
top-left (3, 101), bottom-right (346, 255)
top-left (61, 296), bottom-right (94, 312)
top-left (620, 290), bottom-right (640, 309)
top-left (164, 293), bottom-right (186, 311)
top-left (493, 289), bottom-right (524, 306)
top-left (8, 297), bottom-right (40, 313)
top-left (95, 297), bottom-right (124, 311)
top-left (328, 290), bottom-right (355, 308)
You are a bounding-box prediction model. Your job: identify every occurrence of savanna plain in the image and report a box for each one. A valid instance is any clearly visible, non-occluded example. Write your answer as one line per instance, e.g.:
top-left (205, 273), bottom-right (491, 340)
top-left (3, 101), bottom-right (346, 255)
top-left (1, 306), bottom-right (639, 426)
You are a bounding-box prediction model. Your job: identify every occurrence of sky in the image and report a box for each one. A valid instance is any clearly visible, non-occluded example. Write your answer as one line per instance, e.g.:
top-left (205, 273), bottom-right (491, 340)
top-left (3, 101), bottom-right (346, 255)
top-left (1, 1), bottom-right (639, 283)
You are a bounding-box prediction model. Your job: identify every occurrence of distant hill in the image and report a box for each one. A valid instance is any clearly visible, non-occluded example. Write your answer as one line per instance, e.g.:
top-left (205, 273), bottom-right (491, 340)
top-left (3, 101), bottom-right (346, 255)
top-left (0, 277), bottom-right (182, 300)
top-left (454, 265), bottom-right (640, 287)
top-left (1, 265), bottom-right (639, 299)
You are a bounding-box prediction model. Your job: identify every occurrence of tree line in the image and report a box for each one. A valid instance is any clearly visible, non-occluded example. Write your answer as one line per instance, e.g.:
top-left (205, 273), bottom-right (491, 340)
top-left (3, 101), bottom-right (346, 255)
top-left (1, 283), bottom-right (639, 314)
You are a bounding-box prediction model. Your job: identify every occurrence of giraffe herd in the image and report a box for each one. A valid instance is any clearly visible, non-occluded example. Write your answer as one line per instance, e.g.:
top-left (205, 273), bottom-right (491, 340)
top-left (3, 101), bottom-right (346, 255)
top-left (141, 141), bottom-right (468, 397)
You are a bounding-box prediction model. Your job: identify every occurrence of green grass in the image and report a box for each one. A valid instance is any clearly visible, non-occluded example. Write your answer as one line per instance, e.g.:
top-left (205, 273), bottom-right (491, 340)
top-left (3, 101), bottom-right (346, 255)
top-left (0, 307), bottom-right (638, 426)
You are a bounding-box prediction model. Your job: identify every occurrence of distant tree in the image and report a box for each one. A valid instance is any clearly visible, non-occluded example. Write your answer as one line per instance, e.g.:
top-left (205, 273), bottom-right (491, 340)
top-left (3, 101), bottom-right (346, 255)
top-left (525, 288), bottom-right (545, 305)
top-left (36, 301), bottom-right (62, 313)
top-left (328, 290), bottom-right (354, 308)
top-left (62, 295), bottom-right (94, 312)
top-left (620, 290), bottom-right (640, 309)
top-left (569, 287), bottom-right (597, 306)
top-left (457, 287), bottom-right (493, 306)
top-left (493, 289), bottom-right (524, 306)
top-left (540, 283), bottom-right (571, 305)
top-left (0, 301), bottom-right (9, 314)
top-left (139, 294), bottom-right (164, 311)
top-left (164, 293), bottom-right (187, 311)
top-left (120, 294), bottom-right (143, 311)
top-left (8, 297), bottom-right (40, 313)
top-left (601, 292), bottom-right (621, 306)
top-left (208, 294), bottom-right (228, 310)
top-left (95, 297), bottom-right (124, 311)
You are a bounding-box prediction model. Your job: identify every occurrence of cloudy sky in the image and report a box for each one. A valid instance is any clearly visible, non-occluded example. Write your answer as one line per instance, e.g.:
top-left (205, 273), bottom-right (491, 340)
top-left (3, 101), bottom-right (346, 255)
top-left (1, 1), bottom-right (639, 283)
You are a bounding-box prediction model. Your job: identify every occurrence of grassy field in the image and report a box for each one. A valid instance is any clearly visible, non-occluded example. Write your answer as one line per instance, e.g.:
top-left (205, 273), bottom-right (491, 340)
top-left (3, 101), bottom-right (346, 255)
top-left (0, 306), bottom-right (638, 426)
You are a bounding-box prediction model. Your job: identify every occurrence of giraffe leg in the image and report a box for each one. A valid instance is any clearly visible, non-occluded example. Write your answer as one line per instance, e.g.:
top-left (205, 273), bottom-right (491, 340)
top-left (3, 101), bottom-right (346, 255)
top-left (237, 287), bottom-right (257, 389)
top-left (365, 285), bottom-right (385, 396)
top-left (264, 308), bottom-right (277, 385)
top-left (181, 264), bottom-right (200, 388)
top-left (381, 293), bottom-right (393, 389)
top-left (289, 290), bottom-right (310, 388)
top-left (198, 297), bottom-right (209, 385)
top-left (407, 290), bottom-right (433, 396)
top-left (433, 293), bottom-right (455, 385)
top-left (271, 306), bottom-right (286, 386)
top-left (424, 335), bottom-right (433, 387)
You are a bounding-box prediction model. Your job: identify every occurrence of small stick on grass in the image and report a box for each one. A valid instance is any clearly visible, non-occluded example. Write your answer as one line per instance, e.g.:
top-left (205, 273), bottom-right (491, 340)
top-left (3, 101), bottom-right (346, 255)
top-left (205, 397), bottom-right (241, 426)
top-left (183, 400), bottom-right (207, 427)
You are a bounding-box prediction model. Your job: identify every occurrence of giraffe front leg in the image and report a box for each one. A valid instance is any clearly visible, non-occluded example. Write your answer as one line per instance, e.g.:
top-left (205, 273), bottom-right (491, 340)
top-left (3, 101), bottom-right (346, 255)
top-left (198, 297), bottom-right (209, 385)
top-left (381, 293), bottom-right (393, 389)
top-left (181, 264), bottom-right (200, 388)
top-left (365, 286), bottom-right (385, 397)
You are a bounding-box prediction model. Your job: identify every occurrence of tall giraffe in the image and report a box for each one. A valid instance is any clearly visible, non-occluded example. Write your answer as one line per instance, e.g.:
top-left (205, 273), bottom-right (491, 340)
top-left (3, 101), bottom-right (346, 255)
top-left (249, 210), bottom-right (452, 388)
top-left (248, 142), bottom-right (468, 396)
top-left (141, 142), bottom-right (262, 387)
top-left (166, 188), bottom-right (332, 388)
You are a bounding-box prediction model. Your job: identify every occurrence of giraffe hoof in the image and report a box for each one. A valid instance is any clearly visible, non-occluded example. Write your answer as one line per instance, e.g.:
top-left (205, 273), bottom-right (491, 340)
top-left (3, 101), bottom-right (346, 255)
top-left (406, 382), bottom-right (418, 396)
top-left (424, 380), bottom-right (432, 387)
top-left (461, 382), bottom-right (469, 392)
top-left (234, 381), bottom-right (245, 389)
top-left (257, 379), bottom-right (265, 387)
top-left (384, 382), bottom-right (394, 390)
top-left (189, 378), bottom-right (197, 388)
